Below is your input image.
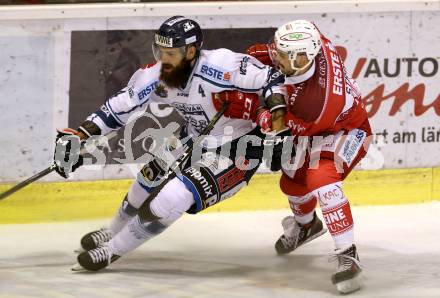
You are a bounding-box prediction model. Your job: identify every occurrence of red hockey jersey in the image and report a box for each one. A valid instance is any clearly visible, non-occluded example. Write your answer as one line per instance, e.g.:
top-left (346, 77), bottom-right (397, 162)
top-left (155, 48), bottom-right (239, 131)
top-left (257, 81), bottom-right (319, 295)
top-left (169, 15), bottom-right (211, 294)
top-left (248, 35), bottom-right (369, 137)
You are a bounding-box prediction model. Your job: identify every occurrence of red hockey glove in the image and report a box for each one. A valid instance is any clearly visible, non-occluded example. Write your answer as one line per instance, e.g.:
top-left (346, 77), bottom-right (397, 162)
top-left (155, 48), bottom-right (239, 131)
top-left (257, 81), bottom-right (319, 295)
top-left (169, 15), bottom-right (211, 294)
top-left (246, 43), bottom-right (274, 66)
top-left (212, 90), bottom-right (260, 121)
top-left (255, 109), bottom-right (272, 133)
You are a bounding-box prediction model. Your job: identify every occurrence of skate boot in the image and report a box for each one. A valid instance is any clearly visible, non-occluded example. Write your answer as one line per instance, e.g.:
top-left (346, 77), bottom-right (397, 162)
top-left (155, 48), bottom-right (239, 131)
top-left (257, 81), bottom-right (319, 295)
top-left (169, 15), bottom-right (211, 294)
top-left (73, 243), bottom-right (120, 272)
top-left (275, 212), bottom-right (327, 255)
top-left (80, 228), bottom-right (113, 251)
top-left (331, 244), bottom-right (362, 294)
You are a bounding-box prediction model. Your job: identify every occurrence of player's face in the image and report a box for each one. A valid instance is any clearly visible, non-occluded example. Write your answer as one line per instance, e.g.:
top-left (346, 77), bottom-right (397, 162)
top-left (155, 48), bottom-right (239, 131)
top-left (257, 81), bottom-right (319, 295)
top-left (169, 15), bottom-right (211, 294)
top-left (274, 50), bottom-right (309, 76)
top-left (155, 46), bottom-right (193, 88)
top-left (155, 47), bottom-right (185, 73)
top-left (274, 50), bottom-right (293, 75)
top-left (293, 53), bottom-right (310, 70)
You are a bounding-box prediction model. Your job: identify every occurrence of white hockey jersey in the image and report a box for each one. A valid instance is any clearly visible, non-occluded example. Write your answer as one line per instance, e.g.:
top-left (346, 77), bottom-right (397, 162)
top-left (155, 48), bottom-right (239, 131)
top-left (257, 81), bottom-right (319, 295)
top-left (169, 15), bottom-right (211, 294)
top-left (87, 48), bottom-right (284, 148)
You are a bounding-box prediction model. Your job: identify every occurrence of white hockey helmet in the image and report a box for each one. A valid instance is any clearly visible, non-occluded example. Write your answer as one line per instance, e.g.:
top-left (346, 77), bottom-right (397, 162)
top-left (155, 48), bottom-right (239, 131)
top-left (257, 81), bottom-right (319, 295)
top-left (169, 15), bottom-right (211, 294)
top-left (274, 20), bottom-right (322, 72)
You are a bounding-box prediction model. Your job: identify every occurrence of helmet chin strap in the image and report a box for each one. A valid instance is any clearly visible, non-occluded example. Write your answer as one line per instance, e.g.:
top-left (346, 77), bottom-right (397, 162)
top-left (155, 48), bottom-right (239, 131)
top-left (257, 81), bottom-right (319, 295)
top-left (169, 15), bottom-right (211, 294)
top-left (289, 57), bottom-right (314, 76)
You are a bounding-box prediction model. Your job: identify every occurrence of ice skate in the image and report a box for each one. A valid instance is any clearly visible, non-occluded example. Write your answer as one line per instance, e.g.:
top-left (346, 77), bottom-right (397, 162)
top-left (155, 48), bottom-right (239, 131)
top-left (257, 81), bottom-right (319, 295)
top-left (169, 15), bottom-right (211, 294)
top-left (331, 244), bottom-right (362, 294)
top-left (72, 242), bottom-right (120, 272)
top-left (76, 227), bottom-right (113, 252)
top-left (275, 212), bottom-right (327, 255)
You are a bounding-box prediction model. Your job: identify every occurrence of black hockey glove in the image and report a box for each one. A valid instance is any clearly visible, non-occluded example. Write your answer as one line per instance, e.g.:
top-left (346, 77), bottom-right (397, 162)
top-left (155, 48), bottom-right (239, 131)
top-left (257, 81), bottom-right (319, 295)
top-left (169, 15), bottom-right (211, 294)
top-left (263, 128), bottom-right (294, 172)
top-left (53, 128), bottom-right (84, 178)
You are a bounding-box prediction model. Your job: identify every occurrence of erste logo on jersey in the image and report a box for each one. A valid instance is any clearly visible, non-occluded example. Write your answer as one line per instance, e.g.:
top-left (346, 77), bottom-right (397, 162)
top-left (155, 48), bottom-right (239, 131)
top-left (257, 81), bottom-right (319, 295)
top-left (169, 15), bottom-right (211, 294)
top-left (326, 42), bottom-right (344, 96)
top-left (138, 80), bottom-right (159, 101)
top-left (200, 63), bottom-right (231, 83)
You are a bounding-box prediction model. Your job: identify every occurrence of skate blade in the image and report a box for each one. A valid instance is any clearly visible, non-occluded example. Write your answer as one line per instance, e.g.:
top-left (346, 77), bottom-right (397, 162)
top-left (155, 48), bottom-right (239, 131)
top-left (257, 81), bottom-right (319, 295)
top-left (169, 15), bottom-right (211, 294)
top-left (304, 228), bottom-right (327, 245)
top-left (73, 247), bottom-right (85, 254)
top-left (71, 263), bottom-right (86, 272)
top-left (335, 275), bottom-right (362, 294)
top-left (276, 228), bottom-right (328, 255)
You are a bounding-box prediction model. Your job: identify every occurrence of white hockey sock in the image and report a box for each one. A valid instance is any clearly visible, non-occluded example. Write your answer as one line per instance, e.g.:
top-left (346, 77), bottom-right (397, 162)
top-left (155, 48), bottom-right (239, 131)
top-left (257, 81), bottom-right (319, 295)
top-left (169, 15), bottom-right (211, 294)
top-left (109, 181), bottom-right (152, 235)
top-left (314, 182), bottom-right (355, 249)
top-left (110, 216), bottom-right (169, 256)
top-left (110, 177), bottom-right (194, 256)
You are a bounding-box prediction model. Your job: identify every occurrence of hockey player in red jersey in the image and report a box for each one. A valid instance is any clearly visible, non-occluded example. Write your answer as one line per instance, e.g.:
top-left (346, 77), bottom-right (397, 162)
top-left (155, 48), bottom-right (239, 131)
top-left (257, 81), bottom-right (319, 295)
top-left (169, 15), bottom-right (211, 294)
top-left (218, 20), bottom-right (371, 293)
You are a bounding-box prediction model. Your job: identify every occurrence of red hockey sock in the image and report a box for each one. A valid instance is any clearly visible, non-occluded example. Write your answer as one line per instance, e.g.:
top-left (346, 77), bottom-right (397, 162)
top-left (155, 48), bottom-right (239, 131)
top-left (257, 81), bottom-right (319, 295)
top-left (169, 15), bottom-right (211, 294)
top-left (287, 194), bottom-right (317, 225)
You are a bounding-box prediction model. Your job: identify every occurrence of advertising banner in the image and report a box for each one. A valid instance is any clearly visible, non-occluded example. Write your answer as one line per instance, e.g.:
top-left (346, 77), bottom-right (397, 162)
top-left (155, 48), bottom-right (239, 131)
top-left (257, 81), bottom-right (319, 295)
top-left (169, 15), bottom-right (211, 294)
top-left (0, 5), bottom-right (439, 182)
top-left (68, 14), bottom-right (440, 172)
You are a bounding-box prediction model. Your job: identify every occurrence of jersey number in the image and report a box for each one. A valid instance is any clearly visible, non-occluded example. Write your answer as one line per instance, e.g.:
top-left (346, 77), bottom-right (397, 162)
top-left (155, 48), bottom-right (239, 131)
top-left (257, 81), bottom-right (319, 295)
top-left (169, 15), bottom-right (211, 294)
top-left (198, 85), bottom-right (206, 97)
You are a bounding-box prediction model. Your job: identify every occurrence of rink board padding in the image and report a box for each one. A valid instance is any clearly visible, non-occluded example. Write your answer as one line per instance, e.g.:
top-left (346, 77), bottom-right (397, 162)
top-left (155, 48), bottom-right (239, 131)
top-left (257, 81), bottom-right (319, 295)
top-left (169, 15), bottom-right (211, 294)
top-left (0, 168), bottom-right (439, 224)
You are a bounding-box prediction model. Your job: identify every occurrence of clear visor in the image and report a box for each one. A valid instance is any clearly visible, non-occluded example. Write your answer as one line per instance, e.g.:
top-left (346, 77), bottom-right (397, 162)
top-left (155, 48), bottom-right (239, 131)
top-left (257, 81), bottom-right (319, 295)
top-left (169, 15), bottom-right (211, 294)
top-left (152, 42), bottom-right (187, 62)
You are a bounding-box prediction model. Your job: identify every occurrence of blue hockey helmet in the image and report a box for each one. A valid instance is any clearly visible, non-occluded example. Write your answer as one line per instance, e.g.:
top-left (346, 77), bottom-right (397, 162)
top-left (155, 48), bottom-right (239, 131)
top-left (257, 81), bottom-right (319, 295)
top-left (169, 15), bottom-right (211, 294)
top-left (154, 16), bottom-right (203, 50)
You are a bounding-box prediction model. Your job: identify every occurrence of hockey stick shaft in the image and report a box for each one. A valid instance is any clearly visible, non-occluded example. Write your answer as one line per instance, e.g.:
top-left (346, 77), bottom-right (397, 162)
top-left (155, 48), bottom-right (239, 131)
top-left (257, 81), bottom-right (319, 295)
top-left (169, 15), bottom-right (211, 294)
top-left (0, 131), bottom-right (118, 201)
top-left (138, 103), bottom-right (229, 216)
top-left (169, 102), bottom-right (228, 172)
top-left (0, 104), bottom-right (227, 202)
top-left (0, 165), bottom-right (57, 201)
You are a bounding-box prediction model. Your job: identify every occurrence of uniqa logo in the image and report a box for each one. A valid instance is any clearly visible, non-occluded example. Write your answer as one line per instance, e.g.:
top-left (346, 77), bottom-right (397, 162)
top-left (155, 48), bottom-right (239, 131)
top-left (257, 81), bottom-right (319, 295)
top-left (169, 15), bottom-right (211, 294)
top-left (289, 33), bottom-right (303, 40)
top-left (281, 32), bottom-right (311, 41)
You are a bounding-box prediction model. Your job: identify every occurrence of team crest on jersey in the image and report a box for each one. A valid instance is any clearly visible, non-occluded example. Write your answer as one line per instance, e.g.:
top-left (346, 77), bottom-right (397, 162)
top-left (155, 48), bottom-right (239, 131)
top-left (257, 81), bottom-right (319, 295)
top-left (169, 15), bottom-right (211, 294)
top-left (154, 84), bottom-right (168, 98)
top-left (173, 102), bottom-right (209, 134)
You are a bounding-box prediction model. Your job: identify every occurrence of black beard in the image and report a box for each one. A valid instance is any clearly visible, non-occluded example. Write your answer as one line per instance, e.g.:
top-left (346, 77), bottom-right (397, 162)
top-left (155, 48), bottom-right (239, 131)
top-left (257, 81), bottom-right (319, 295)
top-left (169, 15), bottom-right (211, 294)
top-left (160, 58), bottom-right (193, 89)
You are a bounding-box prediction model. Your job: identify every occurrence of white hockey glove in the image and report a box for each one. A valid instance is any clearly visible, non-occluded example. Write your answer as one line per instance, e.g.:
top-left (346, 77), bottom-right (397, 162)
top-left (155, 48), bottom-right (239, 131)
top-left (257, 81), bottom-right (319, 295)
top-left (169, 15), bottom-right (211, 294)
top-left (53, 128), bottom-right (84, 178)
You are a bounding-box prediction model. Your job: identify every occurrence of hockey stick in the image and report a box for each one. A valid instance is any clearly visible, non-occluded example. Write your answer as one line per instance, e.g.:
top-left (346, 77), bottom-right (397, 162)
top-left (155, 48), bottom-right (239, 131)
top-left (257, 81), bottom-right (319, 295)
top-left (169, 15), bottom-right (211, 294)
top-left (0, 103), bottom-right (228, 202)
top-left (138, 103), bottom-right (229, 218)
top-left (0, 132), bottom-right (117, 201)
top-left (0, 165), bottom-right (57, 201)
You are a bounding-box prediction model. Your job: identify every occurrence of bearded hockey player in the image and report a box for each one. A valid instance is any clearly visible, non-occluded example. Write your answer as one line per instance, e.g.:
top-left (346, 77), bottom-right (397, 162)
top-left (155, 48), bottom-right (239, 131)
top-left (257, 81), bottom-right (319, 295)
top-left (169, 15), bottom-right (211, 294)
top-left (53, 16), bottom-right (286, 272)
top-left (223, 20), bottom-right (372, 293)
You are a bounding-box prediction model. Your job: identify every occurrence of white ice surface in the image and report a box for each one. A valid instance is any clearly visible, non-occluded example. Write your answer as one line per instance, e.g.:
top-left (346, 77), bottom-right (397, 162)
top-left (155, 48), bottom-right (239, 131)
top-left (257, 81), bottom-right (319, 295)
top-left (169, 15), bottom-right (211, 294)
top-left (1, 202), bottom-right (440, 298)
